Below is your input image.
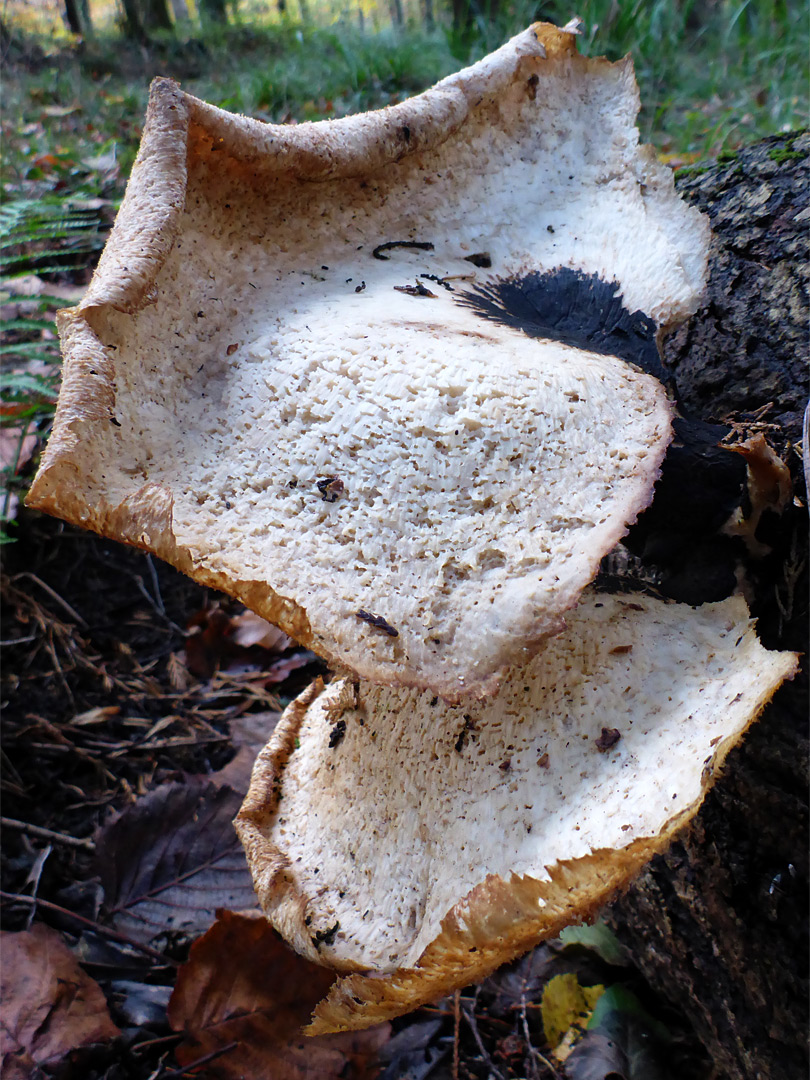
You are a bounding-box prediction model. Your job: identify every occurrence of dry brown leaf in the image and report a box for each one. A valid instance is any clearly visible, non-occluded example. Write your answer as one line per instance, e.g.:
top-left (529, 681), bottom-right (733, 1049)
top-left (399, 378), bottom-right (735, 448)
top-left (168, 910), bottom-right (389, 1079)
top-left (95, 779), bottom-right (258, 944)
top-left (210, 711), bottom-right (282, 794)
top-left (230, 610), bottom-right (292, 652)
top-left (0, 923), bottom-right (119, 1076)
top-left (185, 604), bottom-right (301, 679)
top-left (0, 429), bottom-right (38, 473)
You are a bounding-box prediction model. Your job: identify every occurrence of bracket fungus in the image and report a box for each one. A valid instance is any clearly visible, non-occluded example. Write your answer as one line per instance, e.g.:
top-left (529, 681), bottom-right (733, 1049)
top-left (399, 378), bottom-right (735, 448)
top-left (235, 592), bottom-right (797, 1032)
top-left (27, 22), bottom-right (709, 700)
top-left (26, 20), bottom-right (799, 1038)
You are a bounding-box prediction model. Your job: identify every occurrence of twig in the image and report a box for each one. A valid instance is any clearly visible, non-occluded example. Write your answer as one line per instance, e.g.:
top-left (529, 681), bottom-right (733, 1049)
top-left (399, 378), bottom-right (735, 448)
top-left (520, 992), bottom-right (560, 1079)
top-left (24, 845), bottom-right (51, 931)
top-left (145, 554), bottom-right (167, 616)
top-left (157, 1041), bottom-right (239, 1078)
top-left (130, 1033), bottom-right (183, 1053)
top-left (108, 734), bottom-right (230, 756)
top-left (461, 998), bottom-right (506, 1080)
top-left (131, 561), bottom-right (185, 636)
top-left (11, 572), bottom-right (88, 626)
top-left (0, 891), bottom-right (178, 966)
top-left (42, 631), bottom-right (76, 706)
top-left (2, 816), bottom-right (96, 852)
top-left (453, 989), bottom-right (461, 1080)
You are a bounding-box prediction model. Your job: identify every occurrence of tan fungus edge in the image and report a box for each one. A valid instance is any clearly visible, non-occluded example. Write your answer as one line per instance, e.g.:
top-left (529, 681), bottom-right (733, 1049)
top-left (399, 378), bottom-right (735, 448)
top-left (234, 654), bottom-right (798, 1034)
top-left (182, 23), bottom-right (589, 182)
top-left (27, 318), bottom-right (312, 644)
top-left (83, 78), bottom-right (190, 314)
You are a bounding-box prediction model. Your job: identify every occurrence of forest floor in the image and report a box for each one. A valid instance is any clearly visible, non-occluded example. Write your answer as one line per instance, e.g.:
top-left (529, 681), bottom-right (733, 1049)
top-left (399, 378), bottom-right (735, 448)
top-left (1, 510), bottom-right (714, 1079)
top-left (1, 11), bottom-right (805, 1078)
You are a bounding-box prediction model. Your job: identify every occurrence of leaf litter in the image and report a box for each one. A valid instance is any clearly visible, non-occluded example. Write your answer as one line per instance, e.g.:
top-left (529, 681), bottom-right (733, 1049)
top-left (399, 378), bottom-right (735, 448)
top-left (95, 777), bottom-right (259, 946)
top-left (0, 515), bottom-right (714, 1077)
top-left (168, 910), bottom-right (391, 1080)
top-left (0, 922), bottom-right (120, 1078)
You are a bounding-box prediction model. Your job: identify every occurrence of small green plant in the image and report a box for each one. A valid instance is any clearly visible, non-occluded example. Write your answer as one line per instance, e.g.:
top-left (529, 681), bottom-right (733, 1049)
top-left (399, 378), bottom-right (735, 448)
top-left (1, 198), bottom-right (107, 278)
top-left (0, 198), bottom-right (107, 540)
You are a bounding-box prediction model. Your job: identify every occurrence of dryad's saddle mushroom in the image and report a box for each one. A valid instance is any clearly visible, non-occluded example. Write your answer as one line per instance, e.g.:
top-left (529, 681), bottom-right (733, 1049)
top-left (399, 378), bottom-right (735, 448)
top-left (235, 591), bottom-right (797, 1031)
top-left (28, 22), bottom-right (707, 700)
top-left (28, 21), bottom-right (798, 1035)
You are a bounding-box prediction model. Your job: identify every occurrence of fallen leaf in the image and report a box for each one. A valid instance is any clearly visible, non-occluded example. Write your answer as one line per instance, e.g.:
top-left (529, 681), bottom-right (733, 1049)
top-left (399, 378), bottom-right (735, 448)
top-left (481, 942), bottom-right (559, 1019)
top-left (32, 153), bottom-right (64, 169)
top-left (540, 972), bottom-right (604, 1059)
top-left (564, 1032), bottom-right (630, 1080)
top-left (566, 984), bottom-right (672, 1079)
top-left (262, 650), bottom-right (318, 683)
top-left (42, 104), bottom-right (81, 117)
top-left (658, 150), bottom-right (701, 169)
top-left (210, 710), bottom-right (281, 794)
top-left (377, 1019), bottom-right (444, 1080)
top-left (0, 428), bottom-right (38, 473)
top-left (95, 778), bottom-right (257, 944)
top-left (185, 602), bottom-right (302, 678)
top-left (0, 923), bottom-right (119, 1076)
top-left (230, 610), bottom-right (292, 651)
top-left (558, 921), bottom-right (629, 967)
top-left (109, 979), bottom-right (172, 1027)
top-left (168, 910), bottom-right (390, 1079)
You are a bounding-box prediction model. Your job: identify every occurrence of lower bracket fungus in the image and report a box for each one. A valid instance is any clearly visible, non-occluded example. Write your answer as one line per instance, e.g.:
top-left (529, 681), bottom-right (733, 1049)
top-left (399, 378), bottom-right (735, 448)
top-left (235, 592), bottom-right (797, 1032)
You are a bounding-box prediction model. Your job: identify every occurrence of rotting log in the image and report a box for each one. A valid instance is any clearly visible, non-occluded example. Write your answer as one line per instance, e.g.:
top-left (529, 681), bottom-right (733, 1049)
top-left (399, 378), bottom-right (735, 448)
top-left (607, 131), bottom-right (809, 1080)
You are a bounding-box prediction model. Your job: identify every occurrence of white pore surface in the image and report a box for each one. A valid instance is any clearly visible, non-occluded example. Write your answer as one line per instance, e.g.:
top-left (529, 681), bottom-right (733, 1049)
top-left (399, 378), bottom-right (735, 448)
top-left (94, 49), bottom-right (704, 693)
top-left (267, 593), bottom-right (795, 972)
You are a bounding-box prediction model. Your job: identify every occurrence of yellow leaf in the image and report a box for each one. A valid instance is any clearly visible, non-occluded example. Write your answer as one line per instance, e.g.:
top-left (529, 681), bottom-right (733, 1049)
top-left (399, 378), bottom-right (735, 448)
top-left (540, 973), bottom-right (605, 1054)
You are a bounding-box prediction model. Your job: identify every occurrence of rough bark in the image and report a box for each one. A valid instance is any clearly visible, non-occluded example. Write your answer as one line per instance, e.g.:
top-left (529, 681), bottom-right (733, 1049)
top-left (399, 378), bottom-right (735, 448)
top-left (608, 131), bottom-right (809, 1080)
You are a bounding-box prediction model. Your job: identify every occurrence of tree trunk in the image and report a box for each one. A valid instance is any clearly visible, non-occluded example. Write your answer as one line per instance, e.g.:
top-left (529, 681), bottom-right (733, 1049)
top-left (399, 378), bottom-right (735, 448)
top-left (607, 131), bottom-right (809, 1080)
top-left (169, 0), bottom-right (189, 23)
top-left (119, 0), bottom-right (148, 40)
top-left (143, 0), bottom-right (174, 30)
top-left (198, 0), bottom-right (228, 25)
top-left (62, 0), bottom-right (86, 34)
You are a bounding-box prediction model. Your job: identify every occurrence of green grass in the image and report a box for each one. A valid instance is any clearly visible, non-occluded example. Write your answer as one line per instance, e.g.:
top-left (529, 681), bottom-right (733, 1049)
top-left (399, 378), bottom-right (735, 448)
top-left (470, 0), bottom-right (807, 156)
top-left (1, 2), bottom-right (806, 539)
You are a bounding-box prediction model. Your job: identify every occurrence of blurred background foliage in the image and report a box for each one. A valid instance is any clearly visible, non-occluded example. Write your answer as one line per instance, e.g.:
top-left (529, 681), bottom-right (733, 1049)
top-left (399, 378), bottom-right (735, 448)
top-left (1, 0), bottom-right (807, 540)
top-left (3, 0), bottom-right (807, 158)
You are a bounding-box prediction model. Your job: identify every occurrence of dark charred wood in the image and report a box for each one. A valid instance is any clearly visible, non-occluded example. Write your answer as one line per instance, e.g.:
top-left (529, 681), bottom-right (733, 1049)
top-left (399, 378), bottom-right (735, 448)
top-left (607, 131), bottom-right (809, 1080)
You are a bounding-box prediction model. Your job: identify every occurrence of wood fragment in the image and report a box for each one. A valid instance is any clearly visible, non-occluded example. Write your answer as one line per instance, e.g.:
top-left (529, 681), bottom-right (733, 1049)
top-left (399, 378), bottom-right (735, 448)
top-left (1, 816), bottom-right (95, 852)
top-left (372, 240), bottom-right (434, 260)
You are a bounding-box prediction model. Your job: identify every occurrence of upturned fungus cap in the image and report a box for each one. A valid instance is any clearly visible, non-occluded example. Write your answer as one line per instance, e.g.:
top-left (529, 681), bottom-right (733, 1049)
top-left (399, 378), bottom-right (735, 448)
top-left (28, 23), bottom-right (708, 699)
top-left (235, 591), bottom-right (798, 1032)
